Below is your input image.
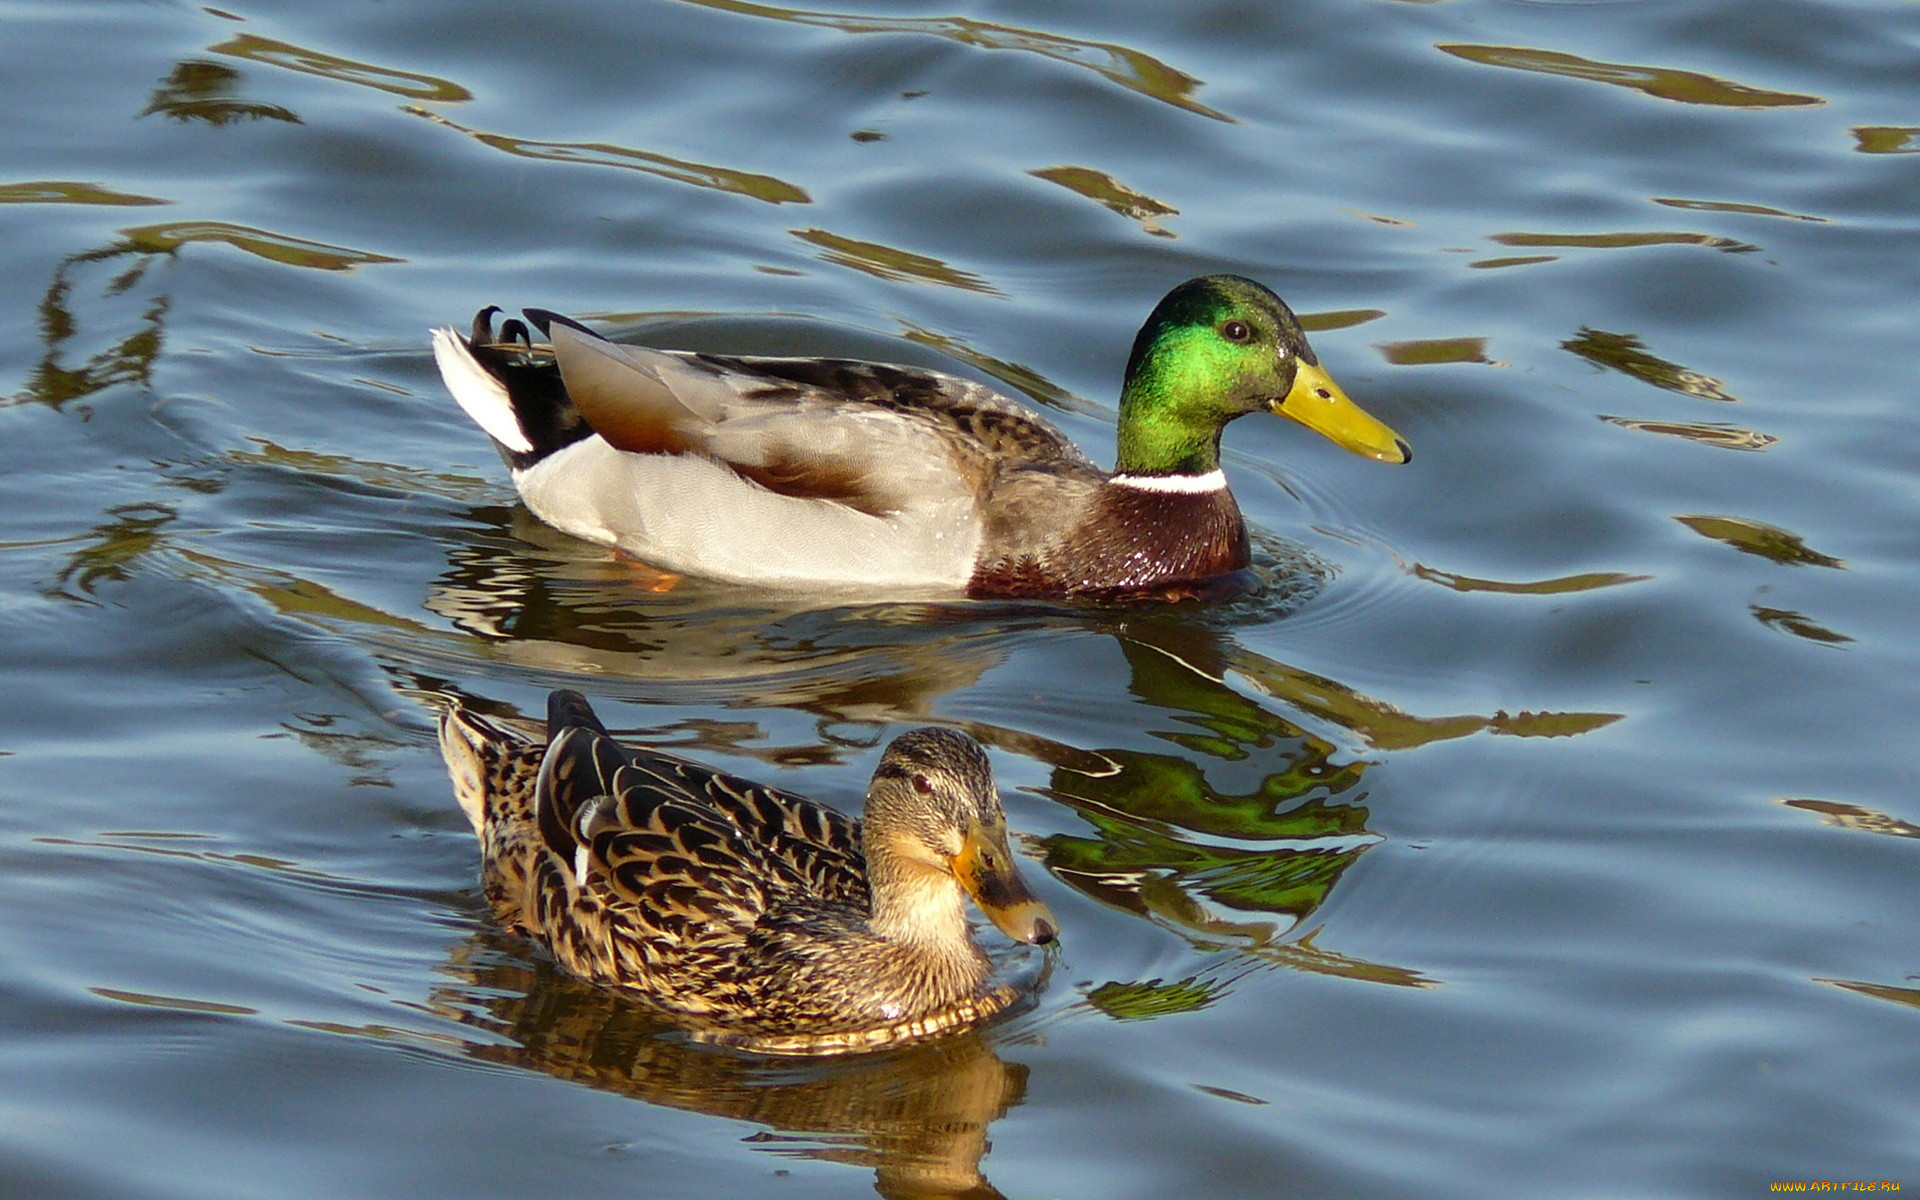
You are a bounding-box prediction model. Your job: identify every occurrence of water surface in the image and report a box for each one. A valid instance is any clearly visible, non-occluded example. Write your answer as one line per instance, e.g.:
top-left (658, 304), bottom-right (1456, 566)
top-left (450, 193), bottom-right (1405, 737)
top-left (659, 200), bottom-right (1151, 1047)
top-left (3, 0), bottom-right (1918, 1196)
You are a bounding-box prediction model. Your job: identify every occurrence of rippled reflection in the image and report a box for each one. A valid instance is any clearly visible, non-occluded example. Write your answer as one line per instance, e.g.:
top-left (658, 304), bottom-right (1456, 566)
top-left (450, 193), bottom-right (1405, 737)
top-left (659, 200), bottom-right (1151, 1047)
top-left (1651, 197), bottom-right (1826, 223)
top-left (1378, 336), bottom-right (1495, 366)
top-left (209, 32), bottom-right (470, 101)
top-left (1676, 515), bottom-right (1843, 568)
top-left (0, 181), bottom-right (168, 207)
top-left (1437, 44), bottom-right (1823, 108)
top-left (1598, 416), bottom-right (1777, 451)
top-left (1781, 798), bottom-right (1920, 840)
top-left (429, 934), bottom-right (1029, 1200)
top-left (1563, 328), bottom-right (1737, 402)
top-left (407, 108), bottom-right (812, 205)
top-left (1408, 562), bottom-right (1651, 595)
top-left (792, 228), bottom-right (999, 293)
top-left (1750, 605), bottom-right (1852, 646)
top-left (1030, 166), bottom-right (1178, 238)
top-left (1491, 230), bottom-right (1758, 254)
top-left (142, 59), bottom-right (300, 125)
top-left (676, 0), bottom-right (1231, 120)
top-left (1850, 126), bottom-right (1920, 154)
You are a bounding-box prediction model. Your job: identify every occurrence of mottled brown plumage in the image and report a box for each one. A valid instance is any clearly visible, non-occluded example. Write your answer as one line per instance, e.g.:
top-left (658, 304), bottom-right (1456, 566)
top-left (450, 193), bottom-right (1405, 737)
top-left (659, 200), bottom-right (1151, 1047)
top-left (437, 690), bottom-right (1057, 1054)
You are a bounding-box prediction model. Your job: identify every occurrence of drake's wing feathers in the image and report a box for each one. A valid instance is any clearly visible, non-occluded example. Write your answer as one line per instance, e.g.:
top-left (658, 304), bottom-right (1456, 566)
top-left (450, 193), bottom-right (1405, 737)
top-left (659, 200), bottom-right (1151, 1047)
top-left (694, 352), bottom-right (1095, 473)
top-left (549, 325), bottom-right (1093, 518)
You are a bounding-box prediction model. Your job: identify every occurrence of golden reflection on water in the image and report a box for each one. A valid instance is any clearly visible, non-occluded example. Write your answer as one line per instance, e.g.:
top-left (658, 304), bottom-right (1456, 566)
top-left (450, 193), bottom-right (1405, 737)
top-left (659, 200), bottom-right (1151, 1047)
top-left (143, 59), bottom-right (300, 125)
top-left (1490, 230), bottom-right (1759, 254)
top-left (1408, 563), bottom-right (1651, 595)
top-left (1850, 126), bottom-right (1920, 154)
top-left (1817, 977), bottom-right (1920, 1010)
top-left (405, 108), bottom-right (813, 205)
top-left (1563, 328), bottom-right (1737, 402)
top-left (1030, 166), bottom-right (1178, 238)
top-left (791, 228), bottom-right (999, 293)
top-left (1651, 197), bottom-right (1827, 223)
top-left (209, 32), bottom-right (471, 102)
top-left (1598, 416), bottom-right (1777, 451)
top-left (1675, 515), bottom-right (1844, 569)
top-left (1300, 308), bottom-right (1387, 333)
top-left (0, 181), bottom-right (169, 207)
top-left (1750, 604), bottom-right (1852, 646)
top-left (1781, 798), bottom-right (1920, 840)
top-left (121, 221), bottom-right (401, 270)
top-left (431, 936), bottom-right (1029, 1200)
top-left (1436, 44), bottom-right (1824, 108)
top-left (1378, 336), bottom-right (1495, 366)
top-left (675, 0), bottom-right (1232, 121)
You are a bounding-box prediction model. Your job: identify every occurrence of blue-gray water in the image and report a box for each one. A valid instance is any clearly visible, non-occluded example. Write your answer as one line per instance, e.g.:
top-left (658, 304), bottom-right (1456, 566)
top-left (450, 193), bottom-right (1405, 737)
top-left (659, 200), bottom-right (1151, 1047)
top-left (3, 0), bottom-right (1917, 1196)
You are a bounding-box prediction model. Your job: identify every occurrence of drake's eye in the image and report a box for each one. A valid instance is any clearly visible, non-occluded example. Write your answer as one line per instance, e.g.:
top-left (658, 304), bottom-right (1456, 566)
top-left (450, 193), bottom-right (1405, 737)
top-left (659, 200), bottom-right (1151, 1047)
top-left (1221, 319), bottom-right (1252, 343)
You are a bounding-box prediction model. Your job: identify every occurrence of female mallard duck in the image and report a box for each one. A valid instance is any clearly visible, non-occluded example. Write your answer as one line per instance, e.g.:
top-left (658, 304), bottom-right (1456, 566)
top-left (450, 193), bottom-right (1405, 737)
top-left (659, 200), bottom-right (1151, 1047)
top-left (431, 275), bottom-right (1409, 599)
top-left (438, 689), bottom-right (1057, 1053)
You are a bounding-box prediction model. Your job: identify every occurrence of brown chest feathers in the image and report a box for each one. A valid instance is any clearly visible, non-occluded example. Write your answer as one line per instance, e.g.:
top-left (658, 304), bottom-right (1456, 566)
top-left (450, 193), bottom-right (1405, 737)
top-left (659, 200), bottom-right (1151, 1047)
top-left (968, 482), bottom-right (1251, 599)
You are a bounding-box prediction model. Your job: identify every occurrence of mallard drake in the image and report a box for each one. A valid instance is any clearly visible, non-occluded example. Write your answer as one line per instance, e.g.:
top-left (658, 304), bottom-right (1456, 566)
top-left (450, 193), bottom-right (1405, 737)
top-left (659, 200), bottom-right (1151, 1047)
top-left (438, 689), bottom-right (1057, 1053)
top-left (431, 274), bottom-right (1409, 599)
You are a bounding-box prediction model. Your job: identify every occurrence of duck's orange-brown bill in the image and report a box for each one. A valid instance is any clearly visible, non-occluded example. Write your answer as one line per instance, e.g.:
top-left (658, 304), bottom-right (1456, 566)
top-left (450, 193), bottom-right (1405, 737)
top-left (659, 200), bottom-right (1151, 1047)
top-left (953, 822), bottom-right (1058, 945)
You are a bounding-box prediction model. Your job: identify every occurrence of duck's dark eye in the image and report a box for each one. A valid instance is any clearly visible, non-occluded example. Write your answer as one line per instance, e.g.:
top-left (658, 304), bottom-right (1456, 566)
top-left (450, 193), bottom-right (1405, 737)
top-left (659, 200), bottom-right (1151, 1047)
top-left (1221, 319), bottom-right (1252, 343)
top-left (911, 772), bottom-right (934, 795)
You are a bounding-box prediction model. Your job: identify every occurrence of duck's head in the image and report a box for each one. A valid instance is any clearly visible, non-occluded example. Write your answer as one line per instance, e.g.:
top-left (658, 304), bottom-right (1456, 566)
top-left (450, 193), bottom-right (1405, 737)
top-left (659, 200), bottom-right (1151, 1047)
top-left (863, 728), bottom-right (1058, 947)
top-left (1115, 275), bottom-right (1411, 476)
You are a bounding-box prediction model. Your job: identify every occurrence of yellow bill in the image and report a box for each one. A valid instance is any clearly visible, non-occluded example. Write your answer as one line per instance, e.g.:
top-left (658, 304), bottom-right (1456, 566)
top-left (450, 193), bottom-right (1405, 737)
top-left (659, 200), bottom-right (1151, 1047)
top-left (1274, 361), bottom-right (1411, 464)
top-left (953, 821), bottom-right (1058, 945)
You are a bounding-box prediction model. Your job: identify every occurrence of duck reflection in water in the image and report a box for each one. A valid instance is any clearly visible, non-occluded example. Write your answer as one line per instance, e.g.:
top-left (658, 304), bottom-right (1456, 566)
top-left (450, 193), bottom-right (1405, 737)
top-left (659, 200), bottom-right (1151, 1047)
top-left (431, 935), bottom-right (1029, 1200)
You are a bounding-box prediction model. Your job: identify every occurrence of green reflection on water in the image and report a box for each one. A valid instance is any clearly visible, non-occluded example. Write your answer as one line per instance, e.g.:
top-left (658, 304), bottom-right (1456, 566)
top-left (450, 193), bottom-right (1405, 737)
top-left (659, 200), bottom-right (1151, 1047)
top-left (1087, 974), bottom-right (1232, 1019)
top-left (406, 108), bottom-right (811, 205)
top-left (1437, 44), bottom-right (1824, 108)
top-left (143, 59), bottom-right (300, 125)
top-left (211, 32), bottom-right (471, 102)
top-left (1563, 328), bottom-right (1737, 402)
top-left (676, 0), bottom-right (1231, 121)
top-left (1676, 515), bottom-right (1843, 569)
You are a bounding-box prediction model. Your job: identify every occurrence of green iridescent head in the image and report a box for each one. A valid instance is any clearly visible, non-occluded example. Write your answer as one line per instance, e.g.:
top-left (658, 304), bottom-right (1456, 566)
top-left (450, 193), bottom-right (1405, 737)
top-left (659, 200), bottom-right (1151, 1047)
top-left (1114, 275), bottom-right (1410, 477)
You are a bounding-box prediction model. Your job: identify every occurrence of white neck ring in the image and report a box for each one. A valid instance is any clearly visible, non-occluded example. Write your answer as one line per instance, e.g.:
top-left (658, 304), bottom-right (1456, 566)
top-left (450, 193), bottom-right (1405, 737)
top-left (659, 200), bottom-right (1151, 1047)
top-left (1108, 469), bottom-right (1228, 494)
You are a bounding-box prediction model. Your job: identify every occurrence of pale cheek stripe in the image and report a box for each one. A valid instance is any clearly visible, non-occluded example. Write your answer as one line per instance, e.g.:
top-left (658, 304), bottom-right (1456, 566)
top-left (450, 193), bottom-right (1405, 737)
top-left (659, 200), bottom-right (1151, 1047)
top-left (1108, 469), bottom-right (1228, 494)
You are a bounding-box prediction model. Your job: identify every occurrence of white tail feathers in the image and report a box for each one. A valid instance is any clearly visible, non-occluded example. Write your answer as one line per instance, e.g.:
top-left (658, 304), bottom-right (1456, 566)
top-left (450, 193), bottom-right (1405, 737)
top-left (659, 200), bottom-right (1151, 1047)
top-left (431, 327), bottom-right (534, 453)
